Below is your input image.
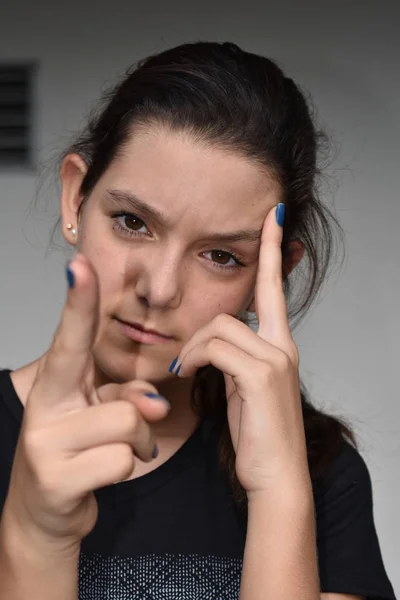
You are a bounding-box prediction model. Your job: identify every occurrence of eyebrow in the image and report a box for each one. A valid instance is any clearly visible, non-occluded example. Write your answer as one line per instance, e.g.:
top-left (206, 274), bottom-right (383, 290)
top-left (105, 188), bottom-right (262, 244)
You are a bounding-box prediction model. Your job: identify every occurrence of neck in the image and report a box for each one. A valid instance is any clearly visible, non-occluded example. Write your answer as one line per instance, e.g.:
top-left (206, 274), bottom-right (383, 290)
top-left (150, 376), bottom-right (202, 442)
top-left (92, 361), bottom-right (202, 444)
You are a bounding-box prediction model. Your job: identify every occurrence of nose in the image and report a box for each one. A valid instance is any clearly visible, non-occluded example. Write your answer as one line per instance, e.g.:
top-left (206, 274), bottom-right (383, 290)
top-left (134, 247), bottom-right (183, 310)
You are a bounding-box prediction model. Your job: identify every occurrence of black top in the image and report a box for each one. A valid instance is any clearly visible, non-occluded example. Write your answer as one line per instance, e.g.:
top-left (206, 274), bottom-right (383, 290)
top-left (0, 369), bottom-right (396, 599)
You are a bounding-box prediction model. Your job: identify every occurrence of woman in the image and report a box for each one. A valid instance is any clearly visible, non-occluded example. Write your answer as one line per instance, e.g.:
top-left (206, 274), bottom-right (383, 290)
top-left (0, 41), bottom-right (396, 600)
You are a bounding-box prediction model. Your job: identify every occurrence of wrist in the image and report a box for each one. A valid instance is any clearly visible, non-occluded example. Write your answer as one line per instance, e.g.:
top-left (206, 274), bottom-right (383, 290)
top-left (0, 512), bottom-right (81, 566)
top-left (0, 517), bottom-right (80, 600)
top-left (246, 476), bottom-right (314, 510)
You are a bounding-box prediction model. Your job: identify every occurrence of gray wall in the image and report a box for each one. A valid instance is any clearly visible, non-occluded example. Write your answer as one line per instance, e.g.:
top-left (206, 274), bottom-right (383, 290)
top-left (1, 0), bottom-right (399, 592)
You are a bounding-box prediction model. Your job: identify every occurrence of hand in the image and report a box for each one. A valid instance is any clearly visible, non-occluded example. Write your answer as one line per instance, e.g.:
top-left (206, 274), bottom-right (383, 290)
top-left (171, 205), bottom-right (310, 496)
top-left (2, 253), bottom-right (171, 550)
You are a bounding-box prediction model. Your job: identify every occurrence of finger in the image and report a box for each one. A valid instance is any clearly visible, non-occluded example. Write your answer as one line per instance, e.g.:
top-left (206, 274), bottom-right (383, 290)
top-left (255, 204), bottom-right (291, 345)
top-left (174, 314), bottom-right (273, 373)
top-left (66, 443), bottom-right (138, 495)
top-left (174, 336), bottom-right (262, 381)
top-left (97, 380), bottom-right (171, 419)
top-left (36, 254), bottom-right (100, 402)
top-left (54, 399), bottom-right (161, 461)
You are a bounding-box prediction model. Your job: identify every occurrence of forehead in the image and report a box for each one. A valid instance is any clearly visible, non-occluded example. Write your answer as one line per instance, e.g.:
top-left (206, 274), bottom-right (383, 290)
top-left (97, 127), bottom-right (281, 231)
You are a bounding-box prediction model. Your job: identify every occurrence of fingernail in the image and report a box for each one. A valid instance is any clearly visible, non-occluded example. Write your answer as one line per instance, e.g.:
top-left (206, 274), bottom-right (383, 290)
top-left (276, 203), bottom-right (285, 227)
top-left (169, 356), bottom-right (178, 373)
top-left (144, 393), bottom-right (171, 409)
top-left (66, 261), bottom-right (75, 288)
top-left (175, 363), bottom-right (182, 376)
top-left (152, 443), bottom-right (159, 459)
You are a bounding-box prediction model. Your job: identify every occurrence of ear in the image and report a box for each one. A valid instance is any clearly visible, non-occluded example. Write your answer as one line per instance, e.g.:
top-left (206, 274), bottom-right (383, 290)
top-left (60, 153), bottom-right (88, 246)
top-left (283, 239), bottom-right (305, 277)
top-left (245, 240), bottom-right (305, 312)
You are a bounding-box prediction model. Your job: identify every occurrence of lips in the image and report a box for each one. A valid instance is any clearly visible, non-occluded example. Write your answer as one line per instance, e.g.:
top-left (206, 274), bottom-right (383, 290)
top-left (116, 318), bottom-right (173, 339)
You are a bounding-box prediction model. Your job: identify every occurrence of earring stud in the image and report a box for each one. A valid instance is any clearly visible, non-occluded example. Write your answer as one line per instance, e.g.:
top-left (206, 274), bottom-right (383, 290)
top-left (66, 223), bottom-right (77, 235)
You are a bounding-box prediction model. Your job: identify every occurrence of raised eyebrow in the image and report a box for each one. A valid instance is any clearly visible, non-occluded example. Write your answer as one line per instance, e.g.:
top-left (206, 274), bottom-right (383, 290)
top-left (204, 230), bottom-right (261, 244)
top-left (105, 189), bottom-right (168, 227)
top-left (105, 188), bottom-right (262, 244)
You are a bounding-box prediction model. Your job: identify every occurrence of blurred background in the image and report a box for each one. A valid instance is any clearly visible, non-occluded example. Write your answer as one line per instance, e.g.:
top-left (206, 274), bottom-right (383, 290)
top-left (0, 0), bottom-right (399, 592)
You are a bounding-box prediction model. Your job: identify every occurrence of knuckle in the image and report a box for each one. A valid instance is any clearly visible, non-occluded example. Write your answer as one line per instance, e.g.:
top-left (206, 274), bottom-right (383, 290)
top-left (290, 342), bottom-right (300, 367)
top-left (114, 444), bottom-right (135, 473)
top-left (117, 401), bottom-right (139, 432)
top-left (44, 349), bottom-right (64, 377)
top-left (259, 361), bottom-right (275, 385)
top-left (214, 313), bottom-right (231, 333)
top-left (23, 429), bottom-right (46, 457)
top-left (22, 433), bottom-right (59, 487)
top-left (124, 380), bottom-right (158, 396)
top-left (275, 349), bottom-right (292, 372)
top-left (258, 349), bottom-right (295, 387)
top-left (46, 343), bottom-right (74, 374)
top-left (206, 337), bottom-right (221, 355)
top-left (31, 459), bottom-right (62, 499)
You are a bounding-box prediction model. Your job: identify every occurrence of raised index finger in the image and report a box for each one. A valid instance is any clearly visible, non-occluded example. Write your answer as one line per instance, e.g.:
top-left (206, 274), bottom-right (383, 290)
top-left (37, 253), bottom-right (100, 402)
top-left (255, 203), bottom-right (290, 345)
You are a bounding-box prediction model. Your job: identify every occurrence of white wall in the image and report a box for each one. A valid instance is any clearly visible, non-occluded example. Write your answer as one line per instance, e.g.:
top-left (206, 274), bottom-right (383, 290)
top-left (1, 0), bottom-right (399, 592)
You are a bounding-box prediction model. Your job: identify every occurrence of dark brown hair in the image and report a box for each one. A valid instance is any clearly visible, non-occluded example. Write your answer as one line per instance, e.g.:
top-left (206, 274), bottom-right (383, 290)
top-left (57, 41), bottom-right (356, 511)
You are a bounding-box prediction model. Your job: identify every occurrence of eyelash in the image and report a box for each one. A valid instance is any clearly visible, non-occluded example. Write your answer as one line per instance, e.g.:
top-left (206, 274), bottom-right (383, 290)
top-left (111, 212), bottom-right (246, 272)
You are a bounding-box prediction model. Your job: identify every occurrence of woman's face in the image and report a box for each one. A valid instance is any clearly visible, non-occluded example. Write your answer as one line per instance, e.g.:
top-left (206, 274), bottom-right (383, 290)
top-left (61, 127), bottom-right (281, 385)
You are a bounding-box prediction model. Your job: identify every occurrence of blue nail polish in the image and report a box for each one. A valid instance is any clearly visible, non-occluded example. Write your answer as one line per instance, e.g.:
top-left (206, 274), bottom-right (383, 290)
top-left (144, 393), bottom-right (171, 409)
top-left (169, 357), bottom-right (178, 373)
top-left (175, 363), bottom-right (181, 376)
top-left (66, 261), bottom-right (74, 288)
top-left (152, 443), bottom-right (159, 459)
top-left (276, 203), bottom-right (285, 227)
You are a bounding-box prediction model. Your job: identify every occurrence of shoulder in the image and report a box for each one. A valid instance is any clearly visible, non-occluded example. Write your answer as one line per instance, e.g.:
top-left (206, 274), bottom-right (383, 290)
top-left (312, 440), bottom-right (372, 506)
top-left (0, 369), bottom-right (24, 426)
top-left (312, 439), bottom-right (378, 540)
top-left (312, 441), bottom-right (396, 598)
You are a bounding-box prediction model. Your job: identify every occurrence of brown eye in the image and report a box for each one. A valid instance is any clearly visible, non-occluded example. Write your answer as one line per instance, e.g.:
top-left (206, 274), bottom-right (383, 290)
top-left (112, 213), bottom-right (149, 237)
top-left (211, 250), bottom-right (231, 264)
top-left (124, 215), bottom-right (145, 231)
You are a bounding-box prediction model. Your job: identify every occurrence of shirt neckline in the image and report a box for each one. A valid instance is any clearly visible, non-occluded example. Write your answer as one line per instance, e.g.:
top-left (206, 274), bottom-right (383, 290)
top-left (107, 419), bottom-right (215, 503)
top-left (0, 368), bottom-right (216, 504)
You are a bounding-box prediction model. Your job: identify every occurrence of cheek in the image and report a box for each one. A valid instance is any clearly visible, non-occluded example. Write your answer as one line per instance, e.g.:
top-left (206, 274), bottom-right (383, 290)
top-left (78, 233), bottom-right (124, 311)
top-left (184, 278), bottom-right (253, 332)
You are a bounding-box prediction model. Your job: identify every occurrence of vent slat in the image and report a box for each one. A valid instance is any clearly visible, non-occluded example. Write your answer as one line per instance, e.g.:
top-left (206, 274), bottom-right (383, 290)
top-left (0, 134), bottom-right (29, 148)
top-left (0, 88), bottom-right (30, 105)
top-left (0, 125), bottom-right (28, 134)
top-left (0, 68), bottom-right (30, 83)
top-left (0, 114), bottom-right (28, 127)
top-left (0, 65), bottom-right (33, 167)
top-left (0, 148), bottom-right (29, 164)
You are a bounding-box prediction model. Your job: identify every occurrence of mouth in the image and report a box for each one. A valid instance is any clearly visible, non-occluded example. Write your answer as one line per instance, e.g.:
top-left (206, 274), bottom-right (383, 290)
top-left (115, 318), bottom-right (174, 345)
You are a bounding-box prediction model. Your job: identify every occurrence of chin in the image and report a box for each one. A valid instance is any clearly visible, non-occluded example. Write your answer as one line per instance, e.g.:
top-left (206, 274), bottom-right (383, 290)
top-left (92, 344), bottom-right (173, 386)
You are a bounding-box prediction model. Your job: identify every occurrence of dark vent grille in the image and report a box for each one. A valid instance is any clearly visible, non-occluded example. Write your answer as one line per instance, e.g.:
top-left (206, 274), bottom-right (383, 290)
top-left (0, 65), bottom-right (34, 167)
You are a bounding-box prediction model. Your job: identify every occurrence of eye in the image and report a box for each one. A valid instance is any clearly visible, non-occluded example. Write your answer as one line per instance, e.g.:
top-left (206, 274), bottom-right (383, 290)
top-left (110, 213), bottom-right (245, 272)
top-left (203, 249), bottom-right (245, 271)
top-left (111, 213), bottom-right (150, 237)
